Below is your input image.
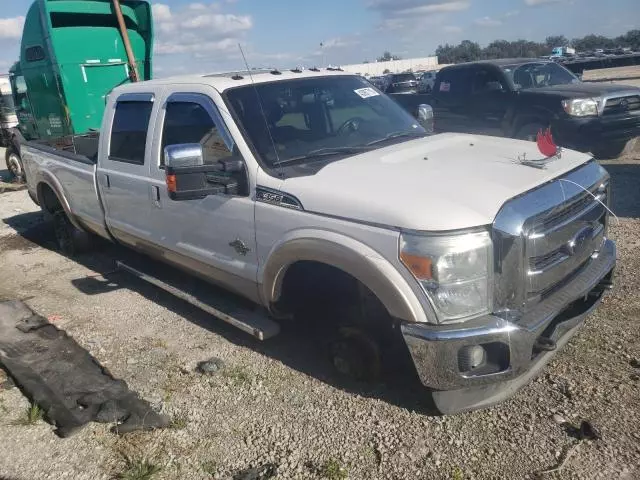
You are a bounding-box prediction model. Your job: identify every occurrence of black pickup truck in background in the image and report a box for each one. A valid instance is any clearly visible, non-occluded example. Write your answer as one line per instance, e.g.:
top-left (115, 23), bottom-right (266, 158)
top-left (391, 58), bottom-right (640, 159)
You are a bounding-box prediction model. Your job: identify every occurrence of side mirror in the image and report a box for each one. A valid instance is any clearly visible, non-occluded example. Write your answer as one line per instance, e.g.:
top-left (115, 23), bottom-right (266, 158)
top-left (164, 143), bottom-right (243, 200)
top-left (165, 143), bottom-right (204, 169)
top-left (416, 104), bottom-right (434, 133)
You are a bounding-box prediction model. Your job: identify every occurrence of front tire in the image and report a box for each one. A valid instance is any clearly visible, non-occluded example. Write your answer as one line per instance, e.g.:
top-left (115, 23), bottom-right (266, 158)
top-left (591, 137), bottom-right (638, 160)
top-left (515, 122), bottom-right (547, 142)
top-left (330, 326), bottom-right (382, 382)
top-left (5, 147), bottom-right (24, 182)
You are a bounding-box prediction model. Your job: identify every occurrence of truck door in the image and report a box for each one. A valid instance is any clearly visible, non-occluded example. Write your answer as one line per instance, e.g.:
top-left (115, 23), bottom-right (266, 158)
top-left (467, 66), bottom-right (511, 137)
top-left (431, 67), bottom-right (473, 133)
top-left (147, 90), bottom-right (258, 300)
top-left (97, 93), bottom-right (156, 245)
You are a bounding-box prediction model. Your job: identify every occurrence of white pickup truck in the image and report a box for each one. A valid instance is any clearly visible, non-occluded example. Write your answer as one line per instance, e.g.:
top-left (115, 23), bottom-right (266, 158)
top-left (21, 69), bottom-right (615, 414)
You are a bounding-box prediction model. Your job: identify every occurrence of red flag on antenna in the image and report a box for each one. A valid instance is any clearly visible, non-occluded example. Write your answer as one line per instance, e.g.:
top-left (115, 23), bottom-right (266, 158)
top-left (536, 127), bottom-right (558, 158)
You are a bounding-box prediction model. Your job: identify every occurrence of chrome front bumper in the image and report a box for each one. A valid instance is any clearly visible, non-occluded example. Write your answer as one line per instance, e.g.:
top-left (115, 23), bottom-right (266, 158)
top-left (402, 239), bottom-right (616, 414)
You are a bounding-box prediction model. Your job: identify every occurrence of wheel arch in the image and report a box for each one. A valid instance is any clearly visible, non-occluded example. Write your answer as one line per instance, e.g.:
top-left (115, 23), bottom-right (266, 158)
top-left (36, 174), bottom-right (84, 231)
top-left (260, 230), bottom-right (429, 324)
top-left (510, 106), bottom-right (555, 138)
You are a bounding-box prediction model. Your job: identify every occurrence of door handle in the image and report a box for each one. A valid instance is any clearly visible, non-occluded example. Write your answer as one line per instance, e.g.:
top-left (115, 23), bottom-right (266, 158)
top-left (104, 174), bottom-right (110, 189)
top-left (152, 185), bottom-right (161, 207)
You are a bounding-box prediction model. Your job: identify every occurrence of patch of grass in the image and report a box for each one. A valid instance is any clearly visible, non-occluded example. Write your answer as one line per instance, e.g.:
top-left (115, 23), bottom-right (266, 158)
top-left (222, 366), bottom-right (252, 385)
top-left (201, 460), bottom-right (217, 476)
top-left (452, 466), bottom-right (464, 480)
top-left (116, 455), bottom-right (162, 480)
top-left (151, 339), bottom-right (168, 349)
top-left (168, 413), bottom-right (188, 430)
top-left (320, 458), bottom-right (348, 480)
top-left (14, 403), bottom-right (44, 425)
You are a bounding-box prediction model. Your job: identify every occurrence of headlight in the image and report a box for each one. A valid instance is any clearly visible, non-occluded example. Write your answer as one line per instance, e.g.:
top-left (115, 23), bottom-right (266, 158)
top-left (562, 98), bottom-right (600, 117)
top-left (400, 231), bottom-right (493, 323)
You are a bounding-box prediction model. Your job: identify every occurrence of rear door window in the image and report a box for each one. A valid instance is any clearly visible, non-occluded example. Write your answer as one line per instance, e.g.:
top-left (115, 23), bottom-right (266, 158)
top-left (109, 101), bottom-right (153, 164)
top-left (435, 68), bottom-right (472, 95)
top-left (471, 67), bottom-right (505, 94)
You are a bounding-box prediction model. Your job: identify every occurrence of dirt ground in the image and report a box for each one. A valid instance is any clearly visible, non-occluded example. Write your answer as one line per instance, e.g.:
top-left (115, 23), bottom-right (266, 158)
top-left (583, 64), bottom-right (640, 83)
top-left (1, 74), bottom-right (640, 480)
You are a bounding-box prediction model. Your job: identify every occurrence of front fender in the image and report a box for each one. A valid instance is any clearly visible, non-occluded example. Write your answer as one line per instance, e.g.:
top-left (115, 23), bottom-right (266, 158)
top-left (260, 229), bottom-right (430, 324)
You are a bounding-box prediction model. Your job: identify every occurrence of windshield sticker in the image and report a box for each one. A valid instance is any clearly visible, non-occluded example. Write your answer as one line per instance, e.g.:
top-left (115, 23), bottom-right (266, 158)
top-left (354, 87), bottom-right (380, 99)
top-left (440, 82), bottom-right (451, 92)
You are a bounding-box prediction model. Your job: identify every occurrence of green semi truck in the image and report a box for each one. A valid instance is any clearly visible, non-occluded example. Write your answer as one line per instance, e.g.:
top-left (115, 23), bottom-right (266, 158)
top-left (2, 0), bottom-right (154, 180)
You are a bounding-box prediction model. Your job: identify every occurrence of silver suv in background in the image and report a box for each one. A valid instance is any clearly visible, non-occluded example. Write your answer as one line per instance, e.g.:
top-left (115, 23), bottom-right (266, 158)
top-left (418, 70), bottom-right (438, 93)
top-left (383, 72), bottom-right (419, 94)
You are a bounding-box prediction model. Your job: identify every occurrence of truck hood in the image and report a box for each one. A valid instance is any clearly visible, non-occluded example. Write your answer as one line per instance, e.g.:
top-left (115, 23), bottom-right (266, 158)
top-left (521, 82), bottom-right (640, 98)
top-left (280, 133), bottom-right (594, 231)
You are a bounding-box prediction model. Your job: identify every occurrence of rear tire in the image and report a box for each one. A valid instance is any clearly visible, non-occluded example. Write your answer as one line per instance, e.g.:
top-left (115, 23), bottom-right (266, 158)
top-left (5, 147), bottom-right (24, 182)
top-left (591, 137), bottom-right (638, 160)
top-left (515, 122), bottom-right (547, 142)
top-left (52, 211), bottom-right (93, 256)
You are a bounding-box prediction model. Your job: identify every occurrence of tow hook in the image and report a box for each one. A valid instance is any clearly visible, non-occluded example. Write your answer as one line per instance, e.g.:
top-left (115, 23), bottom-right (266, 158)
top-left (533, 336), bottom-right (557, 353)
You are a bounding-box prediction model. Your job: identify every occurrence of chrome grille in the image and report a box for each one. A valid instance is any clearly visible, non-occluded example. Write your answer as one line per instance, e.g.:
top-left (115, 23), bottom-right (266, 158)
top-left (492, 161), bottom-right (609, 319)
top-left (603, 95), bottom-right (640, 115)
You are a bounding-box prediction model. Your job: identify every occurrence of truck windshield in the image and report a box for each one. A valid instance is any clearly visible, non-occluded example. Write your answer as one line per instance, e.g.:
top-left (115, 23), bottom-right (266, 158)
top-left (225, 75), bottom-right (426, 168)
top-left (502, 62), bottom-right (580, 90)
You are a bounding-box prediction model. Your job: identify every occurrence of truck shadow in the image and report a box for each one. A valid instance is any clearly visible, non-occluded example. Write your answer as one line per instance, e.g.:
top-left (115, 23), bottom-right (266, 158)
top-left (601, 162), bottom-right (640, 219)
top-left (3, 212), bottom-right (440, 416)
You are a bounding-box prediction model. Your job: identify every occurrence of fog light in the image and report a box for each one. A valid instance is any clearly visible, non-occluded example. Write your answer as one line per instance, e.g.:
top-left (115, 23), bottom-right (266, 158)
top-left (458, 345), bottom-right (487, 372)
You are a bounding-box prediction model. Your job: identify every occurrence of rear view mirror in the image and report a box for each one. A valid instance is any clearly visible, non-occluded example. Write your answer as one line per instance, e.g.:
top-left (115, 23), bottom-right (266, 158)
top-left (164, 143), bottom-right (243, 200)
top-left (417, 104), bottom-right (434, 133)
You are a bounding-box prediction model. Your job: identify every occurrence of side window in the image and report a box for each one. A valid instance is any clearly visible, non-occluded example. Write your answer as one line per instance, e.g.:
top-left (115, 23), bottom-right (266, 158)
top-left (435, 68), bottom-right (471, 95)
top-left (160, 101), bottom-right (233, 166)
top-left (109, 101), bottom-right (153, 165)
top-left (472, 68), bottom-right (504, 94)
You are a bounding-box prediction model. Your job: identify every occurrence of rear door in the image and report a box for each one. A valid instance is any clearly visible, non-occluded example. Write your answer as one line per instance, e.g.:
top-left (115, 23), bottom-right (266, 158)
top-left (431, 67), bottom-right (473, 133)
top-left (97, 92), bottom-right (156, 246)
top-left (466, 66), bottom-right (511, 136)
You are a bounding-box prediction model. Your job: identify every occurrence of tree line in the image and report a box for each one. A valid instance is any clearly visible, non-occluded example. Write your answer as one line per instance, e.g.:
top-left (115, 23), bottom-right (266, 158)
top-left (435, 30), bottom-right (640, 64)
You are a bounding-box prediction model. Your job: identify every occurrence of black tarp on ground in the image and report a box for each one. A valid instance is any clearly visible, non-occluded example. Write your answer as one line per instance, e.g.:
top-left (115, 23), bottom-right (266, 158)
top-left (0, 300), bottom-right (169, 437)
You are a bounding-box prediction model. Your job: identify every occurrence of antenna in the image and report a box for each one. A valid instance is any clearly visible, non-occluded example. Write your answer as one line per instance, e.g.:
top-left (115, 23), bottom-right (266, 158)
top-left (238, 44), bottom-right (281, 166)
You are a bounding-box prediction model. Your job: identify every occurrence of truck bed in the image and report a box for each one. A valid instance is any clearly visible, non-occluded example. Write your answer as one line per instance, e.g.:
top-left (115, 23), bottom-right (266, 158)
top-left (22, 133), bottom-right (108, 239)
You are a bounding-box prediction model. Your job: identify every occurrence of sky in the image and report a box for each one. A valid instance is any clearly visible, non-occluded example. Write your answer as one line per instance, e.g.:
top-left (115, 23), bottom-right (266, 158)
top-left (1, 0), bottom-right (639, 77)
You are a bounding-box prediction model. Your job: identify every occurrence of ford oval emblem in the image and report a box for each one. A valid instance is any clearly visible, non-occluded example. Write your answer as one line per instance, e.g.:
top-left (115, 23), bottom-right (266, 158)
top-left (563, 226), bottom-right (594, 256)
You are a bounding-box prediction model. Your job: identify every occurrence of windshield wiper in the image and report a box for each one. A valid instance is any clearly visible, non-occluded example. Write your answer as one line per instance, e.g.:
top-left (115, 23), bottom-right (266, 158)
top-left (272, 146), bottom-right (370, 166)
top-left (366, 130), bottom-right (427, 146)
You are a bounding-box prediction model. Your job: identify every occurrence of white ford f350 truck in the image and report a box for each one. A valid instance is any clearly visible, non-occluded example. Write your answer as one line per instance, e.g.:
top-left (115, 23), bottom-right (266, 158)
top-left (21, 69), bottom-right (615, 413)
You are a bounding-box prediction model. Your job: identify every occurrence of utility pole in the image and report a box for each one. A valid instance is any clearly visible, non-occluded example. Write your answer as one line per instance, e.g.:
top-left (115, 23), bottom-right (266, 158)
top-left (112, 0), bottom-right (140, 82)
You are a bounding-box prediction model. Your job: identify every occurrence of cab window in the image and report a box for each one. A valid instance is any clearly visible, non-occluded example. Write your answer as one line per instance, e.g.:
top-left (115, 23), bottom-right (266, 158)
top-left (160, 101), bottom-right (233, 167)
top-left (109, 101), bottom-right (153, 165)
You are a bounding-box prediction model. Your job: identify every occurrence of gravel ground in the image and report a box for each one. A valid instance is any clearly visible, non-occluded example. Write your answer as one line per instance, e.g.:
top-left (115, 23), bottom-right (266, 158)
top-left (1, 120), bottom-right (640, 478)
